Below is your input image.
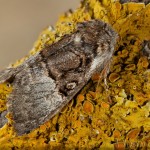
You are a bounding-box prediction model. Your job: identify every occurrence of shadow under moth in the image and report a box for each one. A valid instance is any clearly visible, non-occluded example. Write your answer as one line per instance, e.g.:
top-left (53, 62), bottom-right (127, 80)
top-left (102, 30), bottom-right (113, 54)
top-left (0, 20), bottom-right (118, 135)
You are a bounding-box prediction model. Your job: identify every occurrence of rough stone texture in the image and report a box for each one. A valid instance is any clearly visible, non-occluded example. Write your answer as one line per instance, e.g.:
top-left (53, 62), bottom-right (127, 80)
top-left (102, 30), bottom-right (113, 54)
top-left (0, 0), bottom-right (150, 149)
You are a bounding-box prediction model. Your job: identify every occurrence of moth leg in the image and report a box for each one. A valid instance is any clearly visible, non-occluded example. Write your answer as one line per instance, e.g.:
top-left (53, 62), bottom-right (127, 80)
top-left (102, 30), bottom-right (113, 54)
top-left (103, 61), bottom-right (111, 88)
top-left (96, 61), bottom-right (111, 89)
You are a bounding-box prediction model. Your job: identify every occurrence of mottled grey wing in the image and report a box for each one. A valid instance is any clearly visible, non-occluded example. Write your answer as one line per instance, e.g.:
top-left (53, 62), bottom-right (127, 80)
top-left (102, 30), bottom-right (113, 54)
top-left (0, 53), bottom-right (41, 84)
top-left (0, 110), bottom-right (8, 128)
top-left (0, 68), bottom-right (17, 84)
top-left (7, 62), bottom-right (65, 135)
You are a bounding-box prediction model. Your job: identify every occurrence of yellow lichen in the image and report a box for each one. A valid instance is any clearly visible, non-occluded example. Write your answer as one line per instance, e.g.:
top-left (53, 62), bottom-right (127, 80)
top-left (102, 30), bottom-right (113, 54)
top-left (0, 0), bottom-right (150, 149)
top-left (0, 83), bottom-right (12, 112)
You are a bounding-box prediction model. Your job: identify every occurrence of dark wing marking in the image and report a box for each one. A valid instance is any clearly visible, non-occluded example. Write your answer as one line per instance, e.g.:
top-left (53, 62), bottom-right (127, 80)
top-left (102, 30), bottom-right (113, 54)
top-left (0, 68), bottom-right (17, 84)
top-left (7, 62), bottom-right (65, 135)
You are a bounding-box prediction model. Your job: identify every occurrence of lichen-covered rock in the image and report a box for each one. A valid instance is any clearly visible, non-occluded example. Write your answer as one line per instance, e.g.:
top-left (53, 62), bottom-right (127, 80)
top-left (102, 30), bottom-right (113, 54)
top-left (0, 0), bottom-right (150, 149)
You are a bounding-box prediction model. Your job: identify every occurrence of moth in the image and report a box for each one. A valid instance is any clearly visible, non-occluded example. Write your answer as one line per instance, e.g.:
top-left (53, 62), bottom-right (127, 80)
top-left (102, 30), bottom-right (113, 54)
top-left (0, 20), bottom-right (117, 135)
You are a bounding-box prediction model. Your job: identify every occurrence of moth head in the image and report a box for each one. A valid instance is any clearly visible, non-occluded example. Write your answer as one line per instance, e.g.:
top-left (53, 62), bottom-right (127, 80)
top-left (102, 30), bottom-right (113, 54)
top-left (76, 19), bottom-right (118, 55)
top-left (77, 20), bottom-right (118, 76)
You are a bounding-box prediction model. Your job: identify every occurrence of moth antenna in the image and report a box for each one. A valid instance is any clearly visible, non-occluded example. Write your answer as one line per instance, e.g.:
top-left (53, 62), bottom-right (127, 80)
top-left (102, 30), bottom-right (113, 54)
top-left (103, 61), bottom-right (111, 88)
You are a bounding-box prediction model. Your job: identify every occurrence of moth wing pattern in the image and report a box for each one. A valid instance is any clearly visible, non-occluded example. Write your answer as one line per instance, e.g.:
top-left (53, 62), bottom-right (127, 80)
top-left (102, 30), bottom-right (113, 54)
top-left (0, 20), bottom-right (118, 135)
top-left (0, 110), bottom-right (8, 128)
top-left (0, 68), bottom-right (18, 84)
top-left (7, 63), bottom-right (64, 135)
top-left (0, 52), bottom-right (42, 84)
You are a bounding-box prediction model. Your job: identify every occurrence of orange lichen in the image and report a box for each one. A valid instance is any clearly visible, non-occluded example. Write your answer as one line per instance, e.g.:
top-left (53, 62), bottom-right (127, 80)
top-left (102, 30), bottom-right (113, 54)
top-left (91, 73), bottom-right (101, 81)
top-left (126, 128), bottom-right (140, 140)
top-left (77, 94), bottom-right (85, 103)
top-left (114, 142), bottom-right (125, 150)
top-left (113, 130), bottom-right (121, 139)
top-left (82, 100), bottom-right (94, 114)
top-left (101, 102), bottom-right (110, 109)
top-left (109, 72), bottom-right (120, 82)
